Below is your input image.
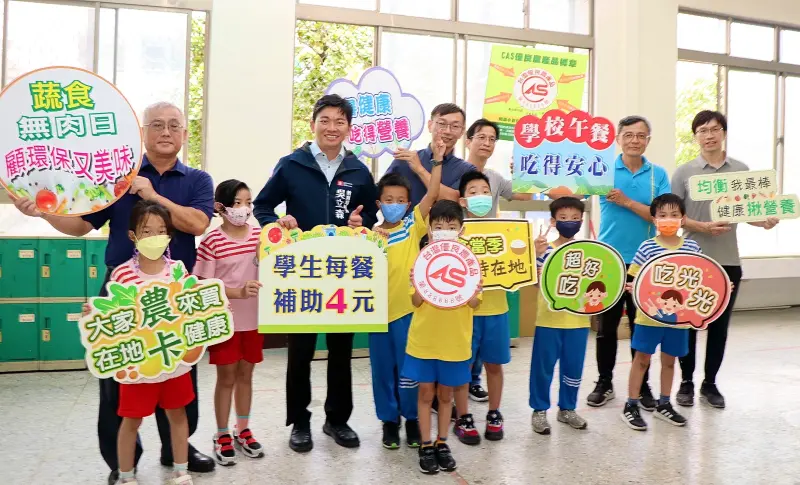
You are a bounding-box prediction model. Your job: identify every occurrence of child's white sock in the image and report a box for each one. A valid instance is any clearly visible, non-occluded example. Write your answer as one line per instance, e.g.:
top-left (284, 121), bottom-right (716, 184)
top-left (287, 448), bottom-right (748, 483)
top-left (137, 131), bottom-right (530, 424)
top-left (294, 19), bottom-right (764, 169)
top-left (119, 469), bottom-right (135, 480)
top-left (173, 462), bottom-right (188, 476)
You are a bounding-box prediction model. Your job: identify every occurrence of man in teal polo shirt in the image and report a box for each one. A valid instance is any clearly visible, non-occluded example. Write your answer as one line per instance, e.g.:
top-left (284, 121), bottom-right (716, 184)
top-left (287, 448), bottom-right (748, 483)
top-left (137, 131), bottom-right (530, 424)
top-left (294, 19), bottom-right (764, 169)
top-left (587, 116), bottom-right (671, 410)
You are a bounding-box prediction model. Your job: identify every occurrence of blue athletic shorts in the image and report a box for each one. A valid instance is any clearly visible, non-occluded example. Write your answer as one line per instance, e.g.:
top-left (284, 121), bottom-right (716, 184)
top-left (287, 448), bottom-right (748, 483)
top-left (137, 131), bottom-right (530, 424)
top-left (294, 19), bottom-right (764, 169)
top-left (402, 354), bottom-right (471, 387)
top-left (631, 324), bottom-right (689, 358)
top-left (472, 313), bottom-right (512, 365)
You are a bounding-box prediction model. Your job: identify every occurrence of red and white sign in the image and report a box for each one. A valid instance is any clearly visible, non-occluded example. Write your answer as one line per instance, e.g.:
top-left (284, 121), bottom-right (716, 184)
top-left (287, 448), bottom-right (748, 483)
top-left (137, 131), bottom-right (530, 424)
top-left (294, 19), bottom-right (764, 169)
top-left (514, 110), bottom-right (615, 151)
top-left (412, 241), bottom-right (481, 309)
top-left (513, 68), bottom-right (558, 112)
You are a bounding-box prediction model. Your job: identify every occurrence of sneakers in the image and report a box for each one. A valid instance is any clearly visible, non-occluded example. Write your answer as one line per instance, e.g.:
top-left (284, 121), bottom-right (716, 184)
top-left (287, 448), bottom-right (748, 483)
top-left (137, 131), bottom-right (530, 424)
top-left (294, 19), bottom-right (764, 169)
top-left (639, 384), bottom-right (657, 412)
top-left (676, 380), bottom-right (695, 407)
top-left (213, 433), bottom-right (236, 466)
top-left (405, 419), bottom-right (421, 448)
top-left (587, 380), bottom-right (615, 407)
top-left (234, 427), bottom-right (264, 458)
top-left (469, 384), bottom-right (489, 402)
top-left (654, 402), bottom-right (687, 426)
top-left (484, 410), bottom-right (504, 441)
top-left (557, 409), bottom-right (587, 430)
top-left (169, 474), bottom-right (193, 485)
top-left (454, 414), bottom-right (481, 445)
top-left (700, 382), bottom-right (726, 409)
top-left (531, 410), bottom-right (551, 435)
top-left (382, 421), bottom-right (400, 449)
top-left (435, 441), bottom-right (457, 472)
top-left (418, 445), bottom-right (439, 474)
top-left (621, 402), bottom-right (647, 431)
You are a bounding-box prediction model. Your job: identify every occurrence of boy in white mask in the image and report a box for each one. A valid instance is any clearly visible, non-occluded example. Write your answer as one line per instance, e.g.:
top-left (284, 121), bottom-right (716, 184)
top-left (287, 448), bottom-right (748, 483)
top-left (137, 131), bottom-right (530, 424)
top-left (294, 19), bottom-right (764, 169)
top-left (195, 179), bottom-right (263, 465)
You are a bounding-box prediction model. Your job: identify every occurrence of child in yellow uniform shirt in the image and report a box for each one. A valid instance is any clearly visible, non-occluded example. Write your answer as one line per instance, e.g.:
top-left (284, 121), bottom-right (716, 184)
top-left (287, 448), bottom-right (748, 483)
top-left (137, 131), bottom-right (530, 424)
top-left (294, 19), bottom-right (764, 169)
top-left (530, 197), bottom-right (590, 435)
top-left (369, 137), bottom-right (443, 450)
top-left (404, 200), bottom-right (482, 475)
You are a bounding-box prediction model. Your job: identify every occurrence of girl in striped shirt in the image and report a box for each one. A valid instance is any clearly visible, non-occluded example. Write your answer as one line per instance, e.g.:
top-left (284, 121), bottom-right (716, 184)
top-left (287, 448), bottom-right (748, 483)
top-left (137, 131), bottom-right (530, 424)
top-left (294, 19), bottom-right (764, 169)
top-left (194, 179), bottom-right (263, 466)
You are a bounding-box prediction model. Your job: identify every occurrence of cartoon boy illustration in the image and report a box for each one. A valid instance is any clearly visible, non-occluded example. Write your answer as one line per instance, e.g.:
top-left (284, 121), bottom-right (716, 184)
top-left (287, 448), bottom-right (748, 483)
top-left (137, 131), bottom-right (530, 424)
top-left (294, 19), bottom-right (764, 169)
top-left (582, 281), bottom-right (608, 313)
top-left (644, 290), bottom-right (684, 324)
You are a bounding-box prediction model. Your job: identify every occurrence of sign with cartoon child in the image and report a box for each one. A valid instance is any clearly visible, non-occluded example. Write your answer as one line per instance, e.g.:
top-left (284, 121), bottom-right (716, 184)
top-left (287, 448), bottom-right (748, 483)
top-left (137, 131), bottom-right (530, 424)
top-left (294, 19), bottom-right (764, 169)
top-left (632, 252), bottom-right (732, 330)
top-left (460, 219), bottom-right (538, 291)
top-left (78, 262), bottom-right (234, 383)
top-left (540, 240), bottom-right (626, 315)
top-left (0, 66), bottom-right (142, 215)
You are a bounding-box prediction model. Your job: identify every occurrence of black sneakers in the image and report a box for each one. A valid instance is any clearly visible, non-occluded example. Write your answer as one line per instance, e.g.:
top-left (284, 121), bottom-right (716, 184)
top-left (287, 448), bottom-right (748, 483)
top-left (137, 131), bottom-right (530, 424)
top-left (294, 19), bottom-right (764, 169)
top-left (469, 384), bottom-right (489, 402)
top-left (213, 433), bottom-right (236, 466)
top-left (484, 410), bottom-right (504, 441)
top-left (621, 402), bottom-right (647, 431)
top-left (418, 445), bottom-right (439, 474)
top-left (454, 414), bottom-right (481, 445)
top-left (382, 421), bottom-right (400, 449)
top-left (639, 384), bottom-right (657, 412)
top-left (700, 382), bottom-right (726, 408)
top-left (435, 442), bottom-right (457, 472)
top-left (587, 380), bottom-right (615, 407)
top-left (676, 380), bottom-right (695, 407)
top-left (654, 402), bottom-right (687, 426)
top-left (405, 419), bottom-right (421, 448)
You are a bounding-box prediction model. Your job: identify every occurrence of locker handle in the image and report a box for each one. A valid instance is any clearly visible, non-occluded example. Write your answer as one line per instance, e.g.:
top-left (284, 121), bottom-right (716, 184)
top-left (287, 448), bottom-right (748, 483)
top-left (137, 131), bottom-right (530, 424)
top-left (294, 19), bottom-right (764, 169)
top-left (91, 254), bottom-right (98, 265)
top-left (44, 253), bottom-right (51, 264)
top-left (42, 253), bottom-right (51, 278)
top-left (45, 317), bottom-right (51, 329)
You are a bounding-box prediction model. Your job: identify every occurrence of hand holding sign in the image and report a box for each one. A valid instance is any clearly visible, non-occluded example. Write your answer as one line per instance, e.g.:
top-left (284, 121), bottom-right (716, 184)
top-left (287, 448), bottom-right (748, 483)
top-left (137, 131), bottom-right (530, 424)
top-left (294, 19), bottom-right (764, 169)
top-left (239, 280), bottom-right (262, 299)
top-left (277, 215), bottom-right (298, 230)
top-left (704, 221), bottom-right (731, 236)
top-left (534, 225), bottom-right (551, 257)
top-left (129, 176), bottom-right (157, 201)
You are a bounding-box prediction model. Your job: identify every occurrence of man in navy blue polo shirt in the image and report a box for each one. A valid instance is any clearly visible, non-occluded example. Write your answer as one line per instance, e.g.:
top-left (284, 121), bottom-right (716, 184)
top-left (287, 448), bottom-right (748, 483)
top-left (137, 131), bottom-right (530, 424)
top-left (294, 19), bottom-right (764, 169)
top-left (585, 116), bottom-right (671, 411)
top-left (385, 103), bottom-right (476, 206)
top-left (13, 101), bottom-right (215, 483)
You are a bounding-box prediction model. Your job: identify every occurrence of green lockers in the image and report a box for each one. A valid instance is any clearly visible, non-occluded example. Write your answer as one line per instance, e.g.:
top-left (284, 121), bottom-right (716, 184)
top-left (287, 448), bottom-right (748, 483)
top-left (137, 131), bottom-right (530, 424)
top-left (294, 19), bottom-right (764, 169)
top-left (0, 303), bottom-right (39, 362)
top-left (315, 332), bottom-right (370, 352)
top-left (39, 302), bottom-right (86, 361)
top-left (0, 238), bottom-right (39, 298)
top-left (39, 238), bottom-right (87, 298)
top-left (508, 291), bottom-right (520, 339)
top-left (86, 239), bottom-right (108, 296)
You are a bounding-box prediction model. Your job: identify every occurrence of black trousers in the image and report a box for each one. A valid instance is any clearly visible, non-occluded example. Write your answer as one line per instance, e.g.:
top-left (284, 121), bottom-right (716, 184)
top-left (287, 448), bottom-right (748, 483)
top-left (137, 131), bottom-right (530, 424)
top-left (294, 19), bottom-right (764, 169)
top-left (595, 265), bottom-right (649, 387)
top-left (286, 332), bottom-right (354, 427)
top-left (96, 268), bottom-right (200, 471)
top-left (680, 265), bottom-right (743, 385)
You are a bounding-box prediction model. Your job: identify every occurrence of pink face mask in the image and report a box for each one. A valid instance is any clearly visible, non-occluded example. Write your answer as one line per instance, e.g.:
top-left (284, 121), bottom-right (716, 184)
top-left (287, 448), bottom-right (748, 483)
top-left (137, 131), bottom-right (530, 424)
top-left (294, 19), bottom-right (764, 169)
top-left (223, 206), bottom-right (251, 226)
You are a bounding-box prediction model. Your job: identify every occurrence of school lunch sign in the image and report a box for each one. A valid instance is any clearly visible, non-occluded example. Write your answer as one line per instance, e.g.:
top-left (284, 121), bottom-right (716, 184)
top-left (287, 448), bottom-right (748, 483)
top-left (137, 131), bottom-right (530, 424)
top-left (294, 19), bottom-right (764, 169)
top-left (259, 223), bottom-right (388, 333)
top-left (460, 219), bottom-right (538, 291)
top-left (688, 169), bottom-right (800, 223)
top-left (0, 67), bottom-right (142, 215)
top-left (78, 262), bottom-right (234, 383)
top-left (513, 110), bottom-right (616, 197)
top-left (326, 67), bottom-right (425, 159)
top-left (483, 46), bottom-right (588, 141)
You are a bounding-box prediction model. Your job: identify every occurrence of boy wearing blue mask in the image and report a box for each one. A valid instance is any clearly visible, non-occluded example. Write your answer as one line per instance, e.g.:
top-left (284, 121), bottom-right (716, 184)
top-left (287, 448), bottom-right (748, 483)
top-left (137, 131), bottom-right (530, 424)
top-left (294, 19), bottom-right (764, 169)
top-left (452, 171), bottom-right (511, 444)
top-left (530, 197), bottom-right (590, 435)
top-left (369, 135), bottom-right (444, 450)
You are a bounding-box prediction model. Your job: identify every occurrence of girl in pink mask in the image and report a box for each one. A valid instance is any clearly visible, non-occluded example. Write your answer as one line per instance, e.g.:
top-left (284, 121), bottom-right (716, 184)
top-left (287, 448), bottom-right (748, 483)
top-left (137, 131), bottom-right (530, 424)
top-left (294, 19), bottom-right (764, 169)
top-left (194, 179), bottom-right (264, 466)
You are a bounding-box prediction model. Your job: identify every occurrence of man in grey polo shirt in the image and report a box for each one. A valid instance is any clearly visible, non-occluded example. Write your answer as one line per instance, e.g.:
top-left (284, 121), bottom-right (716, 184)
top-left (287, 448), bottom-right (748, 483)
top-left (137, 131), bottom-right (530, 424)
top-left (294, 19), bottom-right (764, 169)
top-left (671, 110), bottom-right (778, 409)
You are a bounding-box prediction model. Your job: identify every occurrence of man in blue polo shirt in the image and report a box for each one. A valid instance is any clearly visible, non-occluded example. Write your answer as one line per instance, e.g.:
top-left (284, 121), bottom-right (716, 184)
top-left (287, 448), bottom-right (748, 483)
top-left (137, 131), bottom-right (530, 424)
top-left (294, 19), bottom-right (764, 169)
top-left (385, 103), bottom-right (476, 206)
top-left (13, 101), bottom-right (215, 484)
top-left (586, 116), bottom-right (671, 411)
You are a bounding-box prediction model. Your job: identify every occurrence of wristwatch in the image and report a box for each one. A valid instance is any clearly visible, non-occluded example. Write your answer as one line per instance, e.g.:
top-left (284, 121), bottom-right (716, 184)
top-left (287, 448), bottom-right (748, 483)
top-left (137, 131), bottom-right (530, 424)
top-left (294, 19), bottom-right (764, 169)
top-left (431, 159), bottom-right (443, 167)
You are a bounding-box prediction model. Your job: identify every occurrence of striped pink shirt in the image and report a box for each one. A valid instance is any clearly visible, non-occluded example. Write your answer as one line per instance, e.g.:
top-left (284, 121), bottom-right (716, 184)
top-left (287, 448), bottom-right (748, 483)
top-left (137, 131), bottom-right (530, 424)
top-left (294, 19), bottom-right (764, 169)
top-left (194, 225), bottom-right (260, 332)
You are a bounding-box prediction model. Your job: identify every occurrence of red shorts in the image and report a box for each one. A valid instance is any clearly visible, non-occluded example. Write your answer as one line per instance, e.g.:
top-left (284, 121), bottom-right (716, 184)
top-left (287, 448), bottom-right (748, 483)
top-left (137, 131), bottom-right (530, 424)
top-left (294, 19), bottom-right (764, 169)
top-left (118, 372), bottom-right (194, 418)
top-left (208, 330), bottom-right (264, 365)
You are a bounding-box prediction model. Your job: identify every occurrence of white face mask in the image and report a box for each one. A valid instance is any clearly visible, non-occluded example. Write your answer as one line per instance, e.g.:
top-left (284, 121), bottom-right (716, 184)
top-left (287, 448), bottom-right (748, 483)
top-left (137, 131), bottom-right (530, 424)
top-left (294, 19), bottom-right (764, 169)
top-left (223, 206), bottom-right (251, 226)
top-left (431, 230), bottom-right (459, 242)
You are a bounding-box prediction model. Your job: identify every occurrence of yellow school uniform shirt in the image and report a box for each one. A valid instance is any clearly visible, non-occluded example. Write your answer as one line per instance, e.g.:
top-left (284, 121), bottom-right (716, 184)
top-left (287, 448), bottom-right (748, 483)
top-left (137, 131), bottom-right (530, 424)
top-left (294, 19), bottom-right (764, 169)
top-left (475, 289), bottom-right (509, 317)
top-left (406, 289), bottom-right (480, 362)
top-left (386, 206), bottom-right (427, 323)
top-left (535, 243), bottom-right (589, 329)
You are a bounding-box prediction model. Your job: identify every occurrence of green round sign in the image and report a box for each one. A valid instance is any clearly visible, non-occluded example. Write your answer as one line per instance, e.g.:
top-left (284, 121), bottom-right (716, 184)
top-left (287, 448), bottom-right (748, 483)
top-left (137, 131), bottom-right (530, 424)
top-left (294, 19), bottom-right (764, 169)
top-left (540, 240), bottom-right (626, 316)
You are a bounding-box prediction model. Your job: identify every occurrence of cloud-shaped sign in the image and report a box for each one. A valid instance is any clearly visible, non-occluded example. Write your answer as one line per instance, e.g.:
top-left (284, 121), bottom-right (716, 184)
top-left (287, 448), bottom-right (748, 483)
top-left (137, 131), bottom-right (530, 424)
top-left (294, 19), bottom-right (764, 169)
top-left (326, 67), bottom-right (424, 159)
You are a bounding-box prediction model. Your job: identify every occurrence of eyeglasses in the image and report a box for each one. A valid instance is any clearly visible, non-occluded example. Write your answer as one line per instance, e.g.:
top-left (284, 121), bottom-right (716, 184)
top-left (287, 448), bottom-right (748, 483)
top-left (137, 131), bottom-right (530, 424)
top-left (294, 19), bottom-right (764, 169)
top-left (145, 120), bottom-right (183, 133)
top-left (471, 134), bottom-right (497, 145)
top-left (434, 120), bottom-right (464, 132)
top-left (621, 132), bottom-right (650, 142)
top-left (696, 126), bottom-right (724, 136)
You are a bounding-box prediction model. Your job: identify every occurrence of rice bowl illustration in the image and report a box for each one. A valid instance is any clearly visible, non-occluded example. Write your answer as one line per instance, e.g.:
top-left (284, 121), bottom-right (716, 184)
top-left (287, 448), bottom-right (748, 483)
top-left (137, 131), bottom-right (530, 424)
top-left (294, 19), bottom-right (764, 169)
top-left (510, 239), bottom-right (527, 255)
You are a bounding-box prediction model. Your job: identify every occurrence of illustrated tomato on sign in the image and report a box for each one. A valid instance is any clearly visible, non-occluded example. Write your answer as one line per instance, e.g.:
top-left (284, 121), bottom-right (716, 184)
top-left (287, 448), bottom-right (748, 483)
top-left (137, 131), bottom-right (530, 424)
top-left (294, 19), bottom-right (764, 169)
top-left (267, 227), bottom-right (283, 244)
top-left (35, 189), bottom-right (57, 212)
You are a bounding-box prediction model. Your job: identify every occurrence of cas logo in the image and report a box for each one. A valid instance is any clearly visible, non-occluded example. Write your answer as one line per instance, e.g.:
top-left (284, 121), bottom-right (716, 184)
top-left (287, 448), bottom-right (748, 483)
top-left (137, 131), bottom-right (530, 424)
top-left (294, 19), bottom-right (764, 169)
top-left (514, 68), bottom-right (558, 111)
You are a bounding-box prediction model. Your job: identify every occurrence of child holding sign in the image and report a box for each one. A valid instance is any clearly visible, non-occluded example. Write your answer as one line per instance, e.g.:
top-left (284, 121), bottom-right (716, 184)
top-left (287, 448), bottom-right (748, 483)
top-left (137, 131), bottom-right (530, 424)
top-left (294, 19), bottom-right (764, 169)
top-left (622, 194), bottom-right (700, 431)
top-left (83, 200), bottom-right (194, 485)
top-left (453, 171), bottom-right (511, 444)
top-left (369, 136), bottom-right (443, 450)
top-left (405, 200), bottom-right (482, 474)
top-left (530, 197), bottom-right (590, 435)
top-left (194, 179), bottom-right (264, 465)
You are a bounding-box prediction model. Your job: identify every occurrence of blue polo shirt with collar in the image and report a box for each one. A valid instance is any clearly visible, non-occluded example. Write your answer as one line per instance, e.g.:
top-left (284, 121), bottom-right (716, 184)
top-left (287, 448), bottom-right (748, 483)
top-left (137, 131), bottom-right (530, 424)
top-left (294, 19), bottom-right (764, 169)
top-left (384, 146), bottom-right (476, 207)
top-left (598, 154), bottom-right (671, 264)
top-left (82, 155), bottom-right (214, 271)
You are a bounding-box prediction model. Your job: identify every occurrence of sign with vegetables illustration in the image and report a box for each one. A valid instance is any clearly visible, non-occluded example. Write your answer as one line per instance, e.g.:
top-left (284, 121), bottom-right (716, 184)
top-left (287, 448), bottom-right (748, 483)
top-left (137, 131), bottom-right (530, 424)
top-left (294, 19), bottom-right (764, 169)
top-left (0, 66), bottom-right (142, 215)
top-left (512, 110), bottom-right (615, 197)
top-left (78, 261), bottom-right (234, 383)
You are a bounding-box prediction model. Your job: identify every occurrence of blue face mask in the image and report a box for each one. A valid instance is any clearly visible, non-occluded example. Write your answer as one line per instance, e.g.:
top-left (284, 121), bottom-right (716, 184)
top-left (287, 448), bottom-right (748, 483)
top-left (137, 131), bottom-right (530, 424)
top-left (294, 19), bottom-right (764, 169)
top-left (466, 195), bottom-right (493, 217)
top-left (555, 220), bottom-right (582, 238)
top-left (380, 203), bottom-right (408, 224)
